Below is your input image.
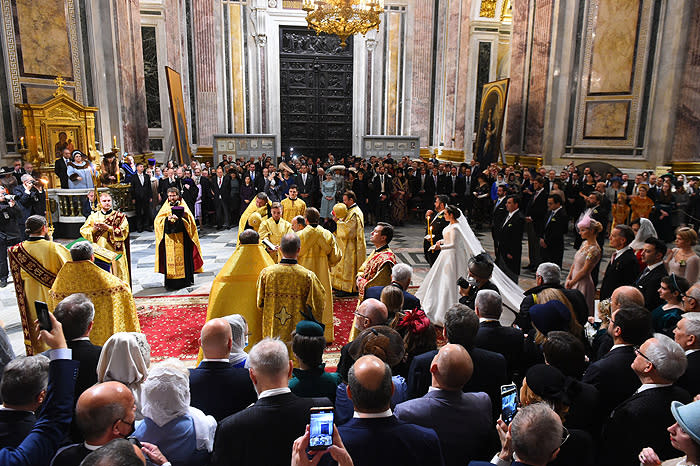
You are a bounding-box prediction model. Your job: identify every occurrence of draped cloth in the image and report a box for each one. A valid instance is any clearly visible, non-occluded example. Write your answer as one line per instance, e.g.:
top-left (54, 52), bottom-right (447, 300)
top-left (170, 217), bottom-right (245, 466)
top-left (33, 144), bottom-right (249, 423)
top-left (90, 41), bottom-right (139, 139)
top-left (80, 209), bottom-right (131, 286)
top-left (256, 262), bottom-right (326, 346)
top-left (238, 200), bottom-right (271, 238)
top-left (258, 217), bottom-right (292, 262)
top-left (298, 225), bottom-right (342, 342)
top-left (49, 260), bottom-right (140, 345)
top-left (281, 197), bottom-right (306, 223)
top-left (356, 248), bottom-right (397, 300)
top-left (332, 205), bottom-right (366, 292)
top-left (154, 202), bottom-right (203, 288)
top-left (8, 239), bottom-right (71, 354)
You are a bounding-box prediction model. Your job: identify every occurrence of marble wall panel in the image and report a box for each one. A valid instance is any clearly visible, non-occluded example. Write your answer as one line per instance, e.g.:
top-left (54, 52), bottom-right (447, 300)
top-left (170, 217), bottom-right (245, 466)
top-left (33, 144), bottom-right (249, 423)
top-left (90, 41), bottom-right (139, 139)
top-left (193, 0), bottom-right (218, 145)
top-left (453, 0), bottom-right (471, 150)
top-left (230, 4), bottom-right (246, 133)
top-left (583, 101), bottom-right (629, 138)
top-left (386, 11), bottom-right (400, 135)
top-left (408, 0), bottom-right (434, 143)
top-left (504, 0), bottom-right (528, 154)
top-left (15, 0), bottom-right (72, 77)
top-left (589, 0), bottom-right (639, 94)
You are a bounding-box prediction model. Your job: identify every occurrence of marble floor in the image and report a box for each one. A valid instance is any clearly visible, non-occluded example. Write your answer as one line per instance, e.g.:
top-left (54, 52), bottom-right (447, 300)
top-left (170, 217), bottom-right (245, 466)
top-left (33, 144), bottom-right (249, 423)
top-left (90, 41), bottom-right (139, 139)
top-left (0, 220), bottom-right (599, 356)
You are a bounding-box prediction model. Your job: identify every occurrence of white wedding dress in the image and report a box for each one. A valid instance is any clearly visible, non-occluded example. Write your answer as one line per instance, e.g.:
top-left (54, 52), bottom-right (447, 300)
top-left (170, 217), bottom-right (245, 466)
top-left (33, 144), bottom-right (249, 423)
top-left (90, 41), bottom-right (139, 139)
top-left (416, 210), bottom-right (525, 326)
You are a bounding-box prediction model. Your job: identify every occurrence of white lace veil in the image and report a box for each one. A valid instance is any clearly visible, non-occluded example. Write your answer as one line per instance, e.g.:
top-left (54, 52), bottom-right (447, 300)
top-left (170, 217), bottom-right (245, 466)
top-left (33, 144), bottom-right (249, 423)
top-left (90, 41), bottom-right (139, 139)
top-left (224, 314), bottom-right (248, 366)
top-left (630, 218), bottom-right (657, 250)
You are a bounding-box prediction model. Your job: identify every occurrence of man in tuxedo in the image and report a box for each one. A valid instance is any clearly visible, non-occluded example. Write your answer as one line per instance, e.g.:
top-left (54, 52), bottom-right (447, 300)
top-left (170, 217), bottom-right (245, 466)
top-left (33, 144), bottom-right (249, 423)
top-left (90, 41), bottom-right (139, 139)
top-left (54, 148), bottom-right (72, 189)
top-left (635, 237), bottom-right (668, 311)
top-left (158, 168), bottom-right (178, 204)
top-left (189, 318), bottom-right (257, 422)
top-left (407, 304), bottom-right (508, 420)
top-left (539, 194), bottom-right (567, 267)
top-left (564, 171), bottom-right (583, 222)
top-left (364, 263), bottom-right (421, 310)
top-left (129, 162), bottom-right (152, 232)
top-left (0, 356), bottom-right (48, 448)
top-left (491, 185), bottom-right (508, 258)
top-left (395, 344), bottom-right (493, 466)
top-left (461, 166), bottom-right (473, 215)
top-left (415, 167), bottom-right (432, 210)
top-left (598, 225), bottom-right (637, 300)
top-left (372, 165), bottom-right (393, 223)
top-left (524, 177), bottom-right (547, 270)
top-left (247, 163), bottom-right (264, 193)
top-left (295, 164), bottom-right (316, 207)
top-left (212, 338), bottom-right (330, 466)
top-left (474, 290), bottom-right (523, 380)
top-left (211, 166), bottom-right (232, 229)
top-left (582, 304), bottom-right (651, 418)
top-left (674, 313), bottom-right (700, 396)
top-left (497, 195), bottom-right (524, 281)
top-left (446, 166), bottom-right (465, 209)
top-left (338, 355), bottom-right (445, 466)
top-left (424, 195), bottom-right (449, 266)
top-left (600, 334), bottom-right (692, 466)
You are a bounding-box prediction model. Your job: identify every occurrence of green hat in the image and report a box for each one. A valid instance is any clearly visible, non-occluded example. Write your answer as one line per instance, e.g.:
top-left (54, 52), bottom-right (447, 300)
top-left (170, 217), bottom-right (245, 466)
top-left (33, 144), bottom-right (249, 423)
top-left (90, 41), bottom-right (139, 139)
top-left (295, 320), bottom-right (324, 337)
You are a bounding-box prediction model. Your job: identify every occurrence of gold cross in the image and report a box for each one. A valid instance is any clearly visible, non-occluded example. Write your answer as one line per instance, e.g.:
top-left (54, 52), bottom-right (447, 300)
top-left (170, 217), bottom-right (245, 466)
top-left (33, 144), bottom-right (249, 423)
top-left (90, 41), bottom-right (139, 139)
top-left (274, 307), bottom-right (292, 326)
top-left (53, 75), bottom-right (68, 97)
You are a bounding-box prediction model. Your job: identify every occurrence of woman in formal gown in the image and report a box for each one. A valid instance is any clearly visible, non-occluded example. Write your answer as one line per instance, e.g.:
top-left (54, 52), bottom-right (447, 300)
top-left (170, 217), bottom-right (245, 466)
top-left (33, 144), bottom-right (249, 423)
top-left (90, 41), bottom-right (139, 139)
top-left (565, 217), bottom-right (602, 316)
top-left (416, 205), bottom-right (525, 326)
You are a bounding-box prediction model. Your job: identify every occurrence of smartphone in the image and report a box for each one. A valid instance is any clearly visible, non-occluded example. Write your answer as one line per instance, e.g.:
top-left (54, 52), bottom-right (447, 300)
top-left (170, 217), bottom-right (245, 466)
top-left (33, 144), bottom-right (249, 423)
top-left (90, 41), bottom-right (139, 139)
top-left (309, 407), bottom-right (334, 450)
top-left (501, 383), bottom-right (518, 425)
top-left (35, 301), bottom-right (52, 332)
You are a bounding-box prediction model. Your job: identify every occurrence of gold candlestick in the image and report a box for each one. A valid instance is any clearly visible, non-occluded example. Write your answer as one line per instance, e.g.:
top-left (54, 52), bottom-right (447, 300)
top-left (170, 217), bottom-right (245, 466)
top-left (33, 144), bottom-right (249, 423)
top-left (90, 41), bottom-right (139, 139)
top-left (40, 179), bottom-right (54, 237)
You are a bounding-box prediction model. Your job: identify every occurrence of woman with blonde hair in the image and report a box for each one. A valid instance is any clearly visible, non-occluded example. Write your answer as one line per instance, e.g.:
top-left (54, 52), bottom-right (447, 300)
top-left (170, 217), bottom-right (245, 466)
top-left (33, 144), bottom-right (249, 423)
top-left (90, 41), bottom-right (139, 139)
top-left (565, 217), bottom-right (602, 316)
top-left (665, 226), bottom-right (700, 283)
top-left (535, 288), bottom-right (585, 344)
top-left (380, 285), bottom-right (404, 323)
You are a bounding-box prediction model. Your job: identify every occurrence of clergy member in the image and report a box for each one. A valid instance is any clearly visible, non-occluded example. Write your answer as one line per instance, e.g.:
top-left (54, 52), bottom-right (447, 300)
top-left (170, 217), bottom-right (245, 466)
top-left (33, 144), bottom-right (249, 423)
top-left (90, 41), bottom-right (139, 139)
top-left (258, 202), bottom-right (291, 262)
top-left (154, 187), bottom-right (203, 290)
top-left (238, 192), bottom-right (271, 237)
top-left (297, 207), bottom-right (342, 342)
top-left (256, 233), bottom-right (325, 347)
top-left (281, 185), bottom-right (306, 223)
top-left (198, 228), bottom-right (274, 363)
top-left (80, 192), bottom-right (130, 286)
top-left (331, 191), bottom-right (366, 296)
top-left (356, 222), bottom-right (397, 300)
top-left (49, 241), bottom-right (140, 345)
top-left (7, 215), bottom-right (71, 354)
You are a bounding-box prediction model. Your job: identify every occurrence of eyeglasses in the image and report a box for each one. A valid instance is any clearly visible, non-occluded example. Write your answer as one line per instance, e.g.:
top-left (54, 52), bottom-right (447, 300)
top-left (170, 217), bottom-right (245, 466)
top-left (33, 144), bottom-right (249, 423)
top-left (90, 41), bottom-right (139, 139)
top-left (560, 426), bottom-right (570, 448)
top-left (634, 346), bottom-right (653, 364)
top-left (353, 311), bottom-right (370, 321)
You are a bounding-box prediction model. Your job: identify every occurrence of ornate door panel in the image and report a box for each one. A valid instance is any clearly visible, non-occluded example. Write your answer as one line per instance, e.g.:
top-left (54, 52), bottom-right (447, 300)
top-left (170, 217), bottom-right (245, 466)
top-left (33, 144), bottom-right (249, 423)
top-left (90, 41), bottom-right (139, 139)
top-left (279, 28), bottom-right (353, 159)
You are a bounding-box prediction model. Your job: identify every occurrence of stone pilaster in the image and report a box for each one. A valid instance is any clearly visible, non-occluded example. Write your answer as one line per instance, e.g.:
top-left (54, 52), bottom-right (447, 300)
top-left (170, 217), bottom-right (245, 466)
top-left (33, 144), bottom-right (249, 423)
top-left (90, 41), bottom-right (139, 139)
top-left (192, 0), bottom-right (218, 146)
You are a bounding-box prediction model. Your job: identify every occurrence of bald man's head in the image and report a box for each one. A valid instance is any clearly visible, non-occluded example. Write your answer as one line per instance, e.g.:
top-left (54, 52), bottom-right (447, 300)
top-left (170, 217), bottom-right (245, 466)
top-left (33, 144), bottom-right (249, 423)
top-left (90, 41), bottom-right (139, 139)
top-left (611, 286), bottom-right (644, 312)
top-left (76, 381), bottom-right (135, 444)
top-left (354, 298), bottom-right (388, 331)
top-left (201, 318), bottom-right (233, 359)
top-left (430, 343), bottom-right (474, 391)
top-left (348, 355), bottom-right (393, 413)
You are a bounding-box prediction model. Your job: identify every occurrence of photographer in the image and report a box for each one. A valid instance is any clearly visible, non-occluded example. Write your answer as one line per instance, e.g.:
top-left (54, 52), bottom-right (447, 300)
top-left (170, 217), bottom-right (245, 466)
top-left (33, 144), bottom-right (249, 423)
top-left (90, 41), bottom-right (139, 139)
top-left (13, 174), bottom-right (45, 237)
top-left (458, 253), bottom-right (499, 311)
top-left (0, 186), bottom-right (22, 287)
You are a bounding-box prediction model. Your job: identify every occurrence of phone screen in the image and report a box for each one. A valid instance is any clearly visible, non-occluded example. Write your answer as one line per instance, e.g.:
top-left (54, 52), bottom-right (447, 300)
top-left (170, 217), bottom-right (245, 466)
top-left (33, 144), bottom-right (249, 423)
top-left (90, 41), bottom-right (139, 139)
top-left (309, 408), bottom-right (334, 450)
top-left (35, 301), bottom-right (52, 332)
top-left (501, 385), bottom-right (518, 425)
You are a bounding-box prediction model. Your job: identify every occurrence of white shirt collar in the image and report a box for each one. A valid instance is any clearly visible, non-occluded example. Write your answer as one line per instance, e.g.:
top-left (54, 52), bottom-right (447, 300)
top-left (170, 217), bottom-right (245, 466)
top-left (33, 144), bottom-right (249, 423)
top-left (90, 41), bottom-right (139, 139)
top-left (615, 244), bottom-right (632, 255)
top-left (647, 261), bottom-right (664, 271)
top-left (353, 408), bottom-right (392, 419)
top-left (479, 317), bottom-right (499, 323)
top-left (0, 406), bottom-right (33, 413)
top-left (84, 442), bottom-right (102, 451)
top-left (258, 387), bottom-right (291, 399)
top-left (610, 343), bottom-right (632, 351)
top-left (71, 337), bottom-right (91, 341)
top-left (685, 349), bottom-right (700, 355)
top-left (202, 358), bottom-right (231, 363)
top-left (505, 208), bottom-right (519, 218)
top-left (551, 206), bottom-right (562, 215)
top-left (637, 383), bottom-right (672, 394)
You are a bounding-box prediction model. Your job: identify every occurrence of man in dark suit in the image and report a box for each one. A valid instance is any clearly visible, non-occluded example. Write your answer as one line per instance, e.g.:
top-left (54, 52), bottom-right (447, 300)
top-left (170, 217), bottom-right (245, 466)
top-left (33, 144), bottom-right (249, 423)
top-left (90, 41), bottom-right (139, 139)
top-left (211, 166), bottom-right (232, 229)
top-left (395, 344), bottom-right (493, 466)
top-left (474, 290), bottom-right (523, 380)
top-left (364, 263), bottom-right (420, 310)
top-left (600, 334), bottom-right (692, 466)
top-left (424, 168), bottom-right (439, 208)
top-left (212, 338), bottom-right (330, 466)
top-left (497, 195), bottom-right (525, 281)
top-left (539, 194), bottom-right (567, 267)
top-left (491, 185), bottom-right (508, 258)
top-left (189, 318), bottom-right (257, 422)
top-left (129, 162), bottom-right (152, 232)
top-left (295, 164), bottom-right (316, 207)
top-left (372, 165), bottom-right (393, 223)
top-left (599, 225), bottom-right (639, 300)
top-left (635, 237), bottom-right (668, 311)
top-left (674, 314), bottom-right (700, 396)
top-left (524, 177), bottom-right (547, 270)
top-left (582, 304), bottom-right (651, 418)
top-left (339, 355), bottom-right (445, 466)
top-left (407, 304), bottom-right (508, 420)
top-left (446, 166), bottom-right (465, 209)
top-left (0, 356), bottom-right (48, 448)
top-left (54, 148), bottom-right (72, 189)
top-left (158, 167), bottom-right (178, 204)
top-left (336, 299), bottom-right (389, 381)
top-left (199, 168), bottom-right (215, 227)
top-left (424, 195), bottom-right (449, 266)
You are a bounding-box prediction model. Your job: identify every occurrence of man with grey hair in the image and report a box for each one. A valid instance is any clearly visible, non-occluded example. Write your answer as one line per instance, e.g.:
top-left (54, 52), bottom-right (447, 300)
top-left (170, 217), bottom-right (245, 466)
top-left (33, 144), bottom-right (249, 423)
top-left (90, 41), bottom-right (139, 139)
top-left (674, 312), bottom-right (700, 395)
top-left (474, 289), bottom-right (523, 380)
top-left (601, 334), bottom-right (692, 465)
top-left (364, 262), bottom-right (421, 310)
top-left (69, 241), bottom-right (94, 262)
top-left (518, 262), bottom-right (588, 331)
top-left (336, 298), bottom-right (389, 380)
top-left (13, 173), bottom-right (45, 235)
top-left (682, 282), bottom-right (700, 313)
top-left (212, 338), bottom-right (330, 466)
top-left (591, 286), bottom-right (646, 358)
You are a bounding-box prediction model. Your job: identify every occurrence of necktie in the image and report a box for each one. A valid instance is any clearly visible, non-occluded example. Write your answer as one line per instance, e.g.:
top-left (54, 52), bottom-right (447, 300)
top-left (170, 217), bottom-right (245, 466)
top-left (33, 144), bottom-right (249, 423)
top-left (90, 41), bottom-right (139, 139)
top-left (546, 211), bottom-right (554, 225)
top-left (637, 267), bottom-right (650, 284)
top-left (611, 251), bottom-right (617, 263)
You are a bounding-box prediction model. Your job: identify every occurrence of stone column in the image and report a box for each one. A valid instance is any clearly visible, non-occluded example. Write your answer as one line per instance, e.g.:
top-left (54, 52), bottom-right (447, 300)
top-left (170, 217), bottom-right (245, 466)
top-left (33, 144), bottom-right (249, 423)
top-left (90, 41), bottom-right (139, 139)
top-left (504, 0), bottom-right (528, 155)
top-left (192, 0), bottom-right (219, 146)
top-left (408, 0), bottom-right (435, 145)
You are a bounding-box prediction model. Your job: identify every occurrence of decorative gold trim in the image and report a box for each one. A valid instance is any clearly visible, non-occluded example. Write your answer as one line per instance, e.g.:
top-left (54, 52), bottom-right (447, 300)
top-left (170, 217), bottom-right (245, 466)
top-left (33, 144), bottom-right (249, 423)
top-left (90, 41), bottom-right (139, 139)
top-left (1, 0), bottom-right (21, 104)
top-left (66, 0), bottom-right (83, 103)
top-left (505, 154), bottom-right (543, 168)
top-left (480, 0), bottom-right (497, 18)
top-left (670, 162), bottom-right (700, 176)
top-left (440, 149), bottom-right (466, 163)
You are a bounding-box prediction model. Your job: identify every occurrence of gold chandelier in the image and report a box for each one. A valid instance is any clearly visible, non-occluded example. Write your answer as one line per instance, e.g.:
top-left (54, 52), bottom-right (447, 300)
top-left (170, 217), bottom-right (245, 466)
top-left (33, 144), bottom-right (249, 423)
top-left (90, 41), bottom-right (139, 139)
top-left (302, 0), bottom-right (383, 48)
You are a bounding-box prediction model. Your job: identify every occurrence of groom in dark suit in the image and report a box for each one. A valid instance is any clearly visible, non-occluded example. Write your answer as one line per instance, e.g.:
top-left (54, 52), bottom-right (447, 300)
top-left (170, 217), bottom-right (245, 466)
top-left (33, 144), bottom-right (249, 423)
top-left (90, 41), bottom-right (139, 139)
top-left (635, 237), bottom-right (668, 311)
top-left (424, 195), bottom-right (449, 266)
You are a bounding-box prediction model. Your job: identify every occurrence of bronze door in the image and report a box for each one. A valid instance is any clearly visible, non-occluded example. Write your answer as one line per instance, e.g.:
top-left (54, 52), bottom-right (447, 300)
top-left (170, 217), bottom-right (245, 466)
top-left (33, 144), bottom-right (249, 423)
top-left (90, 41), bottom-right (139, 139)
top-left (279, 27), bottom-right (353, 159)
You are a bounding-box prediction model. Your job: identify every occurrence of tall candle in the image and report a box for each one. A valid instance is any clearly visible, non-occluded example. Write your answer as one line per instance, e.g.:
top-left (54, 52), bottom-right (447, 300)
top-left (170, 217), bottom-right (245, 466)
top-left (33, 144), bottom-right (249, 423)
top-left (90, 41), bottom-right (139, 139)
top-left (19, 137), bottom-right (24, 148)
top-left (113, 135), bottom-right (117, 147)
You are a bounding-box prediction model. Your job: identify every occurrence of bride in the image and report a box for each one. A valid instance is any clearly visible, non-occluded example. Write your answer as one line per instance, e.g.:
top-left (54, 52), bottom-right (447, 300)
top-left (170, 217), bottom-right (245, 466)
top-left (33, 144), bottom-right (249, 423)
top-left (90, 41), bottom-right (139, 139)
top-left (416, 205), bottom-right (525, 326)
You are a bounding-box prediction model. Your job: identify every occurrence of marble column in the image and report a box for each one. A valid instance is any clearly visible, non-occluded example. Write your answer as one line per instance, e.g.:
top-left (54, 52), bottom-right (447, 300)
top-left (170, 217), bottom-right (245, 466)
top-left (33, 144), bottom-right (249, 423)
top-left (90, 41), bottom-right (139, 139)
top-left (192, 0), bottom-right (219, 146)
top-left (408, 0), bottom-right (435, 144)
top-left (113, 0), bottom-right (148, 154)
top-left (504, 0), bottom-right (528, 154)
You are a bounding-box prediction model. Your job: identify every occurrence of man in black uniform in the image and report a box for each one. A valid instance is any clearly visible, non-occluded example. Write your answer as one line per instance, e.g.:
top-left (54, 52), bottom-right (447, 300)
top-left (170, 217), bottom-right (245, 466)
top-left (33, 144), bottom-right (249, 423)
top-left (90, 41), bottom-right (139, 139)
top-left (424, 195), bottom-right (449, 266)
top-left (0, 185), bottom-right (22, 287)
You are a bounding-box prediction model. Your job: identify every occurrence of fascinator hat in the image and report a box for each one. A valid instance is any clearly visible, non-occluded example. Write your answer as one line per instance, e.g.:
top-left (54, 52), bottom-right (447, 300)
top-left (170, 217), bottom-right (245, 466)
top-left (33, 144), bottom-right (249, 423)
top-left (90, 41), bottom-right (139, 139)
top-left (396, 309), bottom-right (431, 335)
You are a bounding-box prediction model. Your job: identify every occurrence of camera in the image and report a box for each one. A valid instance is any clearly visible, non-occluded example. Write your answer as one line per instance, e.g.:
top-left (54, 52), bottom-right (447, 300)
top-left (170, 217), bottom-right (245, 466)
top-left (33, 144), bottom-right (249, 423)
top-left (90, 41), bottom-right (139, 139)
top-left (457, 276), bottom-right (469, 289)
top-left (2, 194), bottom-right (15, 201)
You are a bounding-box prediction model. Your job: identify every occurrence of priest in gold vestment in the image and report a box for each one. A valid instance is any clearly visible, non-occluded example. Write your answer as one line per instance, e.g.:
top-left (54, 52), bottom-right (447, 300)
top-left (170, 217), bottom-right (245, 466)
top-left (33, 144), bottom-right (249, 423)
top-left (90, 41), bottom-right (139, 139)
top-left (258, 202), bottom-right (291, 262)
top-left (154, 188), bottom-right (203, 289)
top-left (49, 241), bottom-right (140, 346)
top-left (281, 185), bottom-right (306, 223)
top-left (80, 192), bottom-right (130, 286)
top-left (8, 215), bottom-right (71, 354)
top-left (238, 192), bottom-right (271, 237)
top-left (297, 208), bottom-right (341, 341)
top-left (331, 191), bottom-right (366, 295)
top-left (257, 233), bottom-right (325, 346)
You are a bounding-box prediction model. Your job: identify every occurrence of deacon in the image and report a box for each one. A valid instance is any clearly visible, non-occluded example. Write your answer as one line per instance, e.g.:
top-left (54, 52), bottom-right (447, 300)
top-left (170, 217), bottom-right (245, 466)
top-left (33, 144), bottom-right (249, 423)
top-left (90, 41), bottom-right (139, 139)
top-left (281, 185), bottom-right (306, 223)
top-left (356, 222), bottom-right (397, 300)
top-left (154, 187), bottom-right (203, 290)
top-left (332, 191), bottom-right (366, 296)
top-left (424, 195), bottom-right (449, 266)
top-left (256, 233), bottom-right (325, 346)
top-left (258, 202), bottom-right (291, 262)
top-left (8, 215), bottom-right (71, 354)
top-left (80, 192), bottom-right (130, 286)
top-left (238, 192), bottom-right (271, 236)
top-left (49, 241), bottom-right (140, 346)
top-left (297, 207), bottom-right (342, 341)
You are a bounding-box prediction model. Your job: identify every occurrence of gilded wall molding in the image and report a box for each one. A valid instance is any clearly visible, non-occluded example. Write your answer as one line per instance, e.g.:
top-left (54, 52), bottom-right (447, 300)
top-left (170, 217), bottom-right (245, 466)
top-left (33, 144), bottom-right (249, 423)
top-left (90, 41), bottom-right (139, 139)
top-left (479, 0), bottom-right (497, 18)
top-left (1, 0), bottom-right (21, 105)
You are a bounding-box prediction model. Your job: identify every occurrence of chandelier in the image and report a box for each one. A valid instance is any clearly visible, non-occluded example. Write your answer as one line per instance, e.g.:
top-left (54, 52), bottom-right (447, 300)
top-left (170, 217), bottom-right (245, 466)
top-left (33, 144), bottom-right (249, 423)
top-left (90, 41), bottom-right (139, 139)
top-left (302, 0), bottom-right (383, 48)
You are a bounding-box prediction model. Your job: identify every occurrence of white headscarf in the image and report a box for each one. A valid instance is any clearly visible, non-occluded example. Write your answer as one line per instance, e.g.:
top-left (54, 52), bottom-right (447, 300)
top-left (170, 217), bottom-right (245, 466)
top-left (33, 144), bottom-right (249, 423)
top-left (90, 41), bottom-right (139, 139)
top-left (224, 314), bottom-right (248, 366)
top-left (630, 218), bottom-right (658, 250)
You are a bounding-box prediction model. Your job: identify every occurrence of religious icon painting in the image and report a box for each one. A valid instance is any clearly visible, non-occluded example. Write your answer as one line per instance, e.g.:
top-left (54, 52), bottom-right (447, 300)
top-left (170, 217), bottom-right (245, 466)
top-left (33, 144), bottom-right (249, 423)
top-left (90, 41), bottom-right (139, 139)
top-left (474, 78), bottom-right (510, 166)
